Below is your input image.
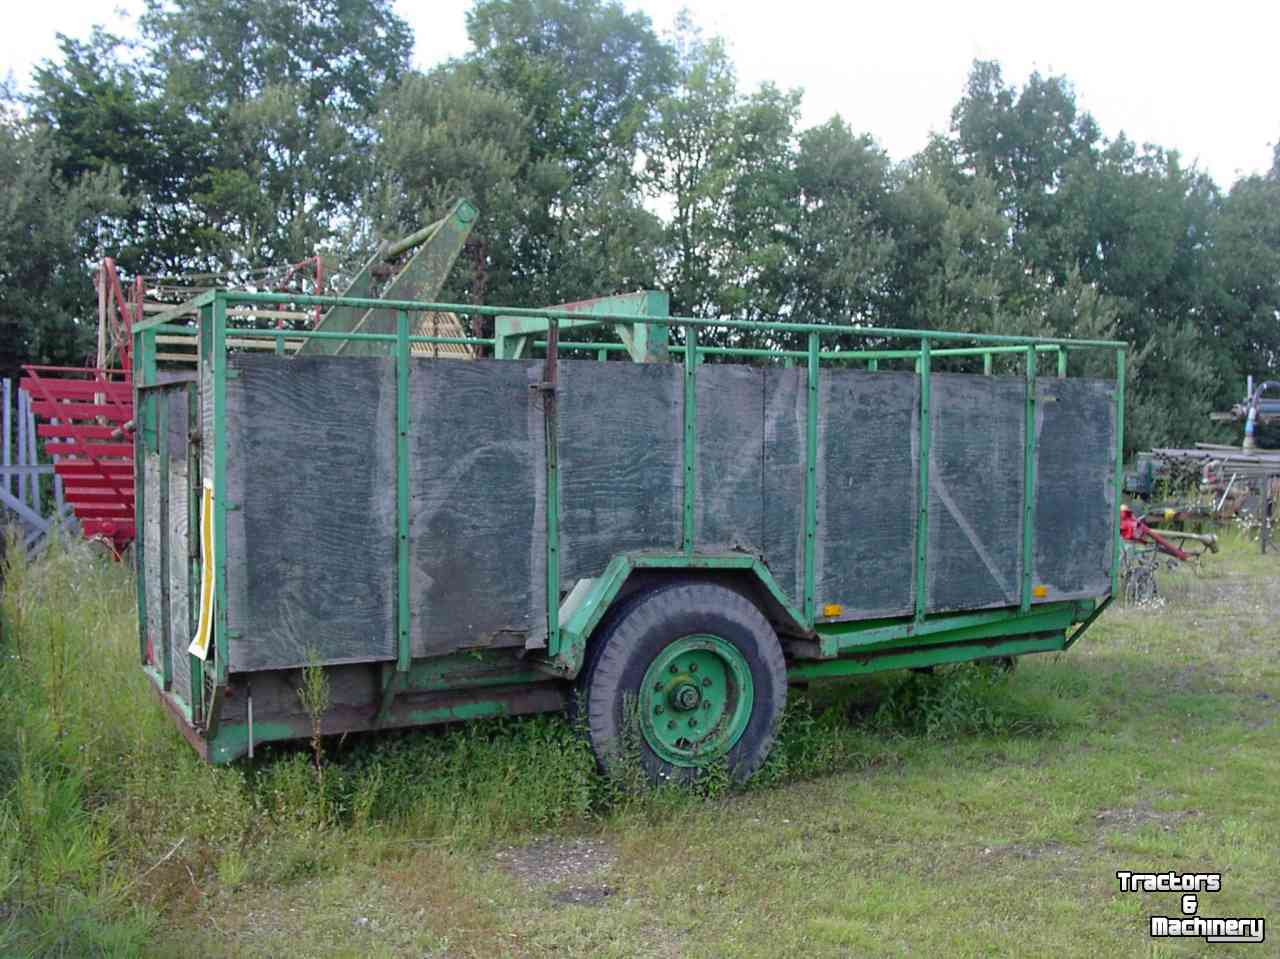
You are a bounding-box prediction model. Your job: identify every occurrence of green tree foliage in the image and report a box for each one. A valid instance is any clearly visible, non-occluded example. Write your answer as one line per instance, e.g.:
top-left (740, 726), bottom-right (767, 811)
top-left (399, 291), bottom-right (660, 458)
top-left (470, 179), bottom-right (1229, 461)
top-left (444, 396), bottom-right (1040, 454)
top-left (0, 108), bottom-right (124, 379)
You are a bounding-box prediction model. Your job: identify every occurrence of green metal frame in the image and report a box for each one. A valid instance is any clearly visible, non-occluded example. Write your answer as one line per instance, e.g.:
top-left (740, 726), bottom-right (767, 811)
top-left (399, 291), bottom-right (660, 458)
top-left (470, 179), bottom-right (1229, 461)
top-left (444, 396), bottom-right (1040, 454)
top-left (133, 287), bottom-right (1127, 760)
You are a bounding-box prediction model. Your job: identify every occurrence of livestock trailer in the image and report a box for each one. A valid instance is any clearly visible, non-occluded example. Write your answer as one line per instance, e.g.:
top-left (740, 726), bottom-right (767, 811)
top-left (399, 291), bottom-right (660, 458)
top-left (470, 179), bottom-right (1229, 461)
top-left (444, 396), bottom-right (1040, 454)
top-left (132, 288), bottom-right (1126, 782)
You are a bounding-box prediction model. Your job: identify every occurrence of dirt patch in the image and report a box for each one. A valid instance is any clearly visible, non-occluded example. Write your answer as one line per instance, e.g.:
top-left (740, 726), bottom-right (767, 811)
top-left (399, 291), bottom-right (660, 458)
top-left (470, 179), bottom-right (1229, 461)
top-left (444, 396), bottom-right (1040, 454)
top-left (978, 841), bottom-right (1075, 862)
top-left (1094, 800), bottom-right (1200, 831)
top-left (494, 837), bottom-right (616, 907)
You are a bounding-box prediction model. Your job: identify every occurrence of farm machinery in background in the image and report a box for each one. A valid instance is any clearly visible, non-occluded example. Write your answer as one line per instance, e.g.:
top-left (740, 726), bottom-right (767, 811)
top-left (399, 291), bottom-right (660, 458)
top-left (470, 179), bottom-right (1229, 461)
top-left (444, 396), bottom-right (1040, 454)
top-left (17, 201), bottom-right (481, 553)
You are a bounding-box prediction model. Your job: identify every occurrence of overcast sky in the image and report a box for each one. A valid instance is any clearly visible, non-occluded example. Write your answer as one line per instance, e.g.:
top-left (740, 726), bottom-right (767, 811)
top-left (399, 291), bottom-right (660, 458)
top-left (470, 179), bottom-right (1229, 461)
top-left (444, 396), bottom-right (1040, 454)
top-left (4, 0), bottom-right (1276, 189)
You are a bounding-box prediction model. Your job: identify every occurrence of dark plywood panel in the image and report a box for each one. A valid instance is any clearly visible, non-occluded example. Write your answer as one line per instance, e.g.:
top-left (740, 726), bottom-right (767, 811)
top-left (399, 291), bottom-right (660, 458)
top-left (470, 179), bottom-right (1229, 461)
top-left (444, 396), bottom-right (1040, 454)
top-left (694, 364), bottom-right (765, 553)
top-left (814, 370), bottom-right (917, 619)
top-left (407, 359), bottom-right (545, 655)
top-left (926, 374), bottom-right (1025, 612)
top-left (762, 368), bottom-right (805, 602)
top-left (556, 360), bottom-right (683, 585)
top-left (1033, 377), bottom-right (1116, 601)
top-left (166, 388), bottom-right (192, 703)
top-left (223, 355), bottom-right (397, 671)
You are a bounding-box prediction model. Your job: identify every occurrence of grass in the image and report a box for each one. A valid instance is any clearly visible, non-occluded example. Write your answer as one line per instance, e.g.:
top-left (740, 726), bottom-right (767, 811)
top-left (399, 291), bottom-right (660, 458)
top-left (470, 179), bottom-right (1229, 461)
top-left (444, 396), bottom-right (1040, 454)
top-left (1, 530), bottom-right (1278, 957)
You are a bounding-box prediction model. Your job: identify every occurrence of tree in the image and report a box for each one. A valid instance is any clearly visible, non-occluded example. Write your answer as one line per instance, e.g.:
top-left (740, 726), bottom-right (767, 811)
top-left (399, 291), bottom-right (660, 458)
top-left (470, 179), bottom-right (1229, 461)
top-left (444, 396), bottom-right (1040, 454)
top-left (0, 111), bottom-right (124, 381)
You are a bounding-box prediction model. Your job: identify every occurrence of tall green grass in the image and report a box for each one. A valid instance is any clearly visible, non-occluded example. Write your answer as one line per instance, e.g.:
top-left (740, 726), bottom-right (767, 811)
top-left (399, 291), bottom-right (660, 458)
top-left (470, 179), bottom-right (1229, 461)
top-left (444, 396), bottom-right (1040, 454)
top-left (0, 528), bottom-right (1120, 956)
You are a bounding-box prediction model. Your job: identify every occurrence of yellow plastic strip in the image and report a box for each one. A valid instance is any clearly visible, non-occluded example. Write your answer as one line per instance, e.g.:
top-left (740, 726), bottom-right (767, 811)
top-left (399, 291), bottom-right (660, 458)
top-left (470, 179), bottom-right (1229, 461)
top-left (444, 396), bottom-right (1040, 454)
top-left (188, 478), bottom-right (215, 660)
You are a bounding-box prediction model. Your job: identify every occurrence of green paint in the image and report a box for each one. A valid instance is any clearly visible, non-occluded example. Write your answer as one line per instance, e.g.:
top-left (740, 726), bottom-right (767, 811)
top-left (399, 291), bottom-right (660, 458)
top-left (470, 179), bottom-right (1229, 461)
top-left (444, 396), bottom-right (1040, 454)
top-left (211, 294), bottom-right (229, 684)
top-left (804, 332), bottom-right (819, 621)
top-left (224, 289), bottom-right (1127, 349)
top-left (914, 338), bottom-right (931, 622)
top-left (1057, 347), bottom-right (1067, 378)
top-left (638, 634), bottom-right (753, 767)
top-left (682, 325), bottom-right (698, 553)
top-left (983, 352), bottom-right (993, 376)
top-left (132, 321), bottom-right (149, 666)
top-left (496, 291), bottom-right (670, 362)
top-left (1021, 346), bottom-right (1038, 612)
top-left (395, 311), bottom-right (411, 672)
top-left (544, 321), bottom-right (561, 657)
top-left (1111, 349), bottom-right (1126, 597)
top-left (788, 632), bottom-right (1066, 682)
top-left (549, 551), bottom-right (810, 678)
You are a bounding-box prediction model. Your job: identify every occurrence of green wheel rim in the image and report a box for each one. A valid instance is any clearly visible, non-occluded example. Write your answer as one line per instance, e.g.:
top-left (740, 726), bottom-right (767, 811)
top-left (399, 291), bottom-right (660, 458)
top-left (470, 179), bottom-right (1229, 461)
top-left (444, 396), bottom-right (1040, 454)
top-left (638, 634), bottom-right (754, 768)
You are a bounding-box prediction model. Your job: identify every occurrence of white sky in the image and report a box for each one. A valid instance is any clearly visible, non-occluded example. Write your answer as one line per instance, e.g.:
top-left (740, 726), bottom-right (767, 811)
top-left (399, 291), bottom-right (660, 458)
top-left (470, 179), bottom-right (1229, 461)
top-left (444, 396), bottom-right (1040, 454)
top-left (3, 0), bottom-right (1276, 189)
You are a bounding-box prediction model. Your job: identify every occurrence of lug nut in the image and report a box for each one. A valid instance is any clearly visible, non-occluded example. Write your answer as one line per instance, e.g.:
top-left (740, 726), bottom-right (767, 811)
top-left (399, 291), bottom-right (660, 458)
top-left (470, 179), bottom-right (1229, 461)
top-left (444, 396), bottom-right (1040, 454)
top-left (703, 701), bottom-right (711, 710)
top-left (670, 664), bottom-right (678, 674)
top-left (702, 677), bottom-right (711, 687)
top-left (655, 705), bottom-right (664, 715)
top-left (654, 682), bottom-right (664, 692)
top-left (689, 718), bottom-right (698, 728)
top-left (690, 663), bottom-right (698, 673)
top-left (668, 720), bottom-right (676, 730)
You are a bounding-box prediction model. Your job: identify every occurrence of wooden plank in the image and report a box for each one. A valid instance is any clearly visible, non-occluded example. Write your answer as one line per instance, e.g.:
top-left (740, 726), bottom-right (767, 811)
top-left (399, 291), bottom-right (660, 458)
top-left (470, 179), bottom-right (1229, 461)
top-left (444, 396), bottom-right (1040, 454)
top-left (20, 379), bottom-right (131, 401)
top-left (45, 442), bottom-right (133, 457)
top-left (31, 401), bottom-right (131, 422)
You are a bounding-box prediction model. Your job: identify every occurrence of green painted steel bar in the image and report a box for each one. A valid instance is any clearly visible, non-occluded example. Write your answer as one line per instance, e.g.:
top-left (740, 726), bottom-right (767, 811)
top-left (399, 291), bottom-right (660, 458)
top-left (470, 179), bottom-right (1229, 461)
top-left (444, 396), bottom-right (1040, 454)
top-left (1111, 349), bottom-right (1126, 597)
top-left (1057, 347), bottom-right (1067, 378)
top-left (186, 383), bottom-right (203, 722)
top-left (789, 632), bottom-right (1065, 682)
top-left (868, 358), bottom-right (878, 371)
top-left (132, 324), bottom-right (149, 666)
top-left (803, 332), bottom-right (819, 622)
top-left (211, 294), bottom-right (230, 683)
top-left (395, 311), bottom-right (412, 672)
top-left (544, 320), bottom-right (561, 656)
top-left (983, 352), bottom-right (993, 375)
top-left (682, 326), bottom-right (698, 553)
top-left (914, 338), bottom-right (931, 622)
top-left (216, 291), bottom-right (1127, 349)
top-left (1021, 346), bottom-right (1039, 612)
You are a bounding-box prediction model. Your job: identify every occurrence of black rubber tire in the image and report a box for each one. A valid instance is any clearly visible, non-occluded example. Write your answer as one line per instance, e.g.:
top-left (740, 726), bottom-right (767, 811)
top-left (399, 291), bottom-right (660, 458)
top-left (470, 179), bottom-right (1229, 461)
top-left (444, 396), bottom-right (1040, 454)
top-left (578, 582), bottom-right (787, 785)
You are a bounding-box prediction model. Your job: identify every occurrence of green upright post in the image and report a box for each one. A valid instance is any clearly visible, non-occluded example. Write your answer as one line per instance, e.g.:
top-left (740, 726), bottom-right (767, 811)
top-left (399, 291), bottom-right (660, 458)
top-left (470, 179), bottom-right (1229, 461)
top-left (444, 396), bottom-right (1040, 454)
top-left (914, 338), bottom-right (931, 622)
top-left (682, 325), bottom-right (698, 553)
top-left (867, 358), bottom-right (878, 372)
top-left (1110, 349), bottom-right (1126, 597)
top-left (544, 321), bottom-right (561, 655)
top-left (395, 311), bottom-right (411, 672)
top-left (1057, 347), bottom-right (1067, 378)
top-left (803, 333), bottom-right (820, 622)
top-left (983, 352), bottom-right (993, 376)
top-left (211, 294), bottom-right (229, 683)
top-left (1021, 346), bottom-right (1039, 611)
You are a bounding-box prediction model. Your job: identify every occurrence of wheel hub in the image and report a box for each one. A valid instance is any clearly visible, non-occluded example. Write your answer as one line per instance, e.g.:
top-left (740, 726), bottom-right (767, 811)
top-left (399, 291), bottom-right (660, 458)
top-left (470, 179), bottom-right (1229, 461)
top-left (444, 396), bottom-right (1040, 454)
top-left (637, 634), bottom-right (754, 768)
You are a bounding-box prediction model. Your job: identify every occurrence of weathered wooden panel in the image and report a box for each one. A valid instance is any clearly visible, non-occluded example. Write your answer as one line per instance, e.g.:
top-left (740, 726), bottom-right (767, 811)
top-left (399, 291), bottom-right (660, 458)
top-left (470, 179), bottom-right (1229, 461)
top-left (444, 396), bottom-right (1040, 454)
top-left (694, 364), bottom-right (765, 553)
top-left (1033, 378), bottom-right (1115, 601)
top-left (814, 370), bottom-right (917, 619)
top-left (762, 368), bottom-right (805, 602)
top-left (143, 450), bottom-right (164, 670)
top-left (407, 359), bottom-right (545, 655)
top-left (556, 360), bottom-right (682, 585)
top-left (223, 355), bottom-right (397, 671)
top-left (926, 374), bottom-right (1025, 612)
top-left (166, 388), bottom-right (192, 703)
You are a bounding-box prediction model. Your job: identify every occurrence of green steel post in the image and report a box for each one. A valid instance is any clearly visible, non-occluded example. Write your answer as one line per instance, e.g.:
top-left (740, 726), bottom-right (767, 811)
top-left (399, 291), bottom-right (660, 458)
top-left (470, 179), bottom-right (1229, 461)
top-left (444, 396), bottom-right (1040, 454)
top-left (983, 352), bottom-right (993, 376)
top-left (1111, 349), bottom-right (1126, 597)
top-left (914, 338), bottom-right (931, 621)
top-left (1057, 347), bottom-right (1067, 378)
top-left (867, 358), bottom-right (878, 372)
top-left (1021, 346), bottom-right (1039, 611)
top-left (803, 332), bottom-right (819, 622)
top-left (682, 325), bottom-right (698, 553)
top-left (597, 346), bottom-right (607, 362)
top-left (395, 311), bottom-right (411, 672)
top-left (544, 321), bottom-right (561, 654)
top-left (274, 334), bottom-right (285, 355)
top-left (133, 323), bottom-right (148, 665)
top-left (211, 294), bottom-right (229, 683)
top-left (187, 383), bottom-right (203, 721)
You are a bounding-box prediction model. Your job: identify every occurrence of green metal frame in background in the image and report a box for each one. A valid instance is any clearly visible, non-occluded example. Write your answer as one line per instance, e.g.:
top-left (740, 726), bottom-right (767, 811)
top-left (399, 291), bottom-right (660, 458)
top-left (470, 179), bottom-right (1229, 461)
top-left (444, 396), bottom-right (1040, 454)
top-left (133, 289), bottom-right (1128, 734)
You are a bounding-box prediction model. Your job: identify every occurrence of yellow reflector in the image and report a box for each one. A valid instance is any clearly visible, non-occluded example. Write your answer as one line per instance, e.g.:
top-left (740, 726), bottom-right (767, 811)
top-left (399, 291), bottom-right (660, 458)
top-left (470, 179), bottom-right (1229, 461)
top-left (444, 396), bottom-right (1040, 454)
top-left (822, 603), bottom-right (843, 618)
top-left (1164, 508), bottom-right (1175, 520)
top-left (1032, 585), bottom-right (1048, 599)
